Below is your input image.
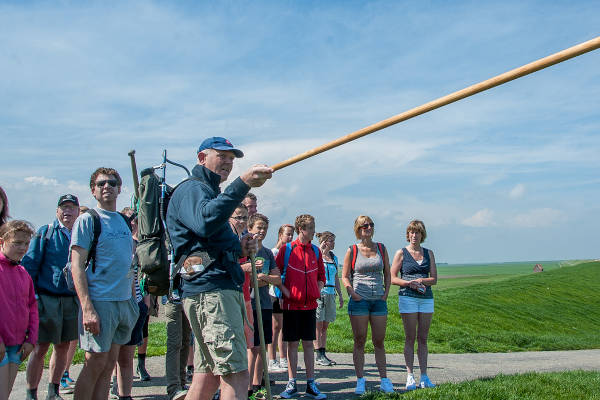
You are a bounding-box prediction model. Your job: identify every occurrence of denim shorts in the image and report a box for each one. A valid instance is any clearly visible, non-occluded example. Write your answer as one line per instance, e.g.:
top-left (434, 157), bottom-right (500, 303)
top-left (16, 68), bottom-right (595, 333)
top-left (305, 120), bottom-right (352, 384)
top-left (347, 297), bottom-right (388, 316)
top-left (0, 345), bottom-right (23, 366)
top-left (398, 295), bottom-right (434, 314)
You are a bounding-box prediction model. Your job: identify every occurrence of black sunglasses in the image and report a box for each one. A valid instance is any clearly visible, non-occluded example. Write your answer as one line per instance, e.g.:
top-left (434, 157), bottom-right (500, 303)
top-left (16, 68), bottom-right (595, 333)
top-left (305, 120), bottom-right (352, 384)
top-left (360, 222), bottom-right (375, 229)
top-left (95, 179), bottom-right (118, 188)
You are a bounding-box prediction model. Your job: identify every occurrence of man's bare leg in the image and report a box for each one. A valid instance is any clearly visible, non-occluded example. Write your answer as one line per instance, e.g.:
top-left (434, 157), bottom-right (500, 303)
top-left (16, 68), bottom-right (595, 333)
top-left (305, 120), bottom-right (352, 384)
top-left (185, 372), bottom-right (220, 400)
top-left (26, 343), bottom-right (51, 389)
top-left (92, 344), bottom-right (120, 400)
top-left (116, 345), bottom-right (135, 396)
top-left (74, 344), bottom-right (119, 400)
top-left (221, 370), bottom-right (250, 400)
top-left (301, 340), bottom-right (315, 380)
top-left (286, 341), bottom-right (299, 380)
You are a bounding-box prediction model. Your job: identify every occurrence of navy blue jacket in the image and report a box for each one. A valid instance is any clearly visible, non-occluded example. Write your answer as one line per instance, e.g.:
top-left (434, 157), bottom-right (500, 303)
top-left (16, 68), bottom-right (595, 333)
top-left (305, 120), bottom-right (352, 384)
top-left (22, 219), bottom-right (76, 296)
top-left (166, 164), bottom-right (250, 296)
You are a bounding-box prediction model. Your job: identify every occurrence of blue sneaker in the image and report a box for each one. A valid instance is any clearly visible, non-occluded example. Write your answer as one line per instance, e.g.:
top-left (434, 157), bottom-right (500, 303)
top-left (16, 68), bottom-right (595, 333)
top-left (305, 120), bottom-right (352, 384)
top-left (280, 380), bottom-right (298, 399)
top-left (63, 371), bottom-right (75, 386)
top-left (60, 376), bottom-right (74, 394)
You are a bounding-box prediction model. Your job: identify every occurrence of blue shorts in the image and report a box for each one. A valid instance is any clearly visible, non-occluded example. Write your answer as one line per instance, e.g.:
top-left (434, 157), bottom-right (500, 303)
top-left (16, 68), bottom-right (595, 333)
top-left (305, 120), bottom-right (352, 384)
top-left (0, 345), bottom-right (23, 367)
top-left (398, 295), bottom-right (434, 314)
top-left (126, 300), bottom-right (149, 346)
top-left (348, 297), bottom-right (388, 316)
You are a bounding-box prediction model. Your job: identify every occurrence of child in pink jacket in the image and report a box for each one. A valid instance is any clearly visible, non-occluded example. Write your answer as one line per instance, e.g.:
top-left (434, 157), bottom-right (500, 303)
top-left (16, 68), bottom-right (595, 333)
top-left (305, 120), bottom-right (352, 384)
top-left (0, 220), bottom-right (38, 400)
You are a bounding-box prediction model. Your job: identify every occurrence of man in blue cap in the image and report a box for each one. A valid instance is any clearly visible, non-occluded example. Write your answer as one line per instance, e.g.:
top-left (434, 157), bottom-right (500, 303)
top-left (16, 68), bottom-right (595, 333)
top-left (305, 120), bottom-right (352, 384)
top-left (167, 137), bottom-right (272, 400)
top-left (23, 194), bottom-right (80, 400)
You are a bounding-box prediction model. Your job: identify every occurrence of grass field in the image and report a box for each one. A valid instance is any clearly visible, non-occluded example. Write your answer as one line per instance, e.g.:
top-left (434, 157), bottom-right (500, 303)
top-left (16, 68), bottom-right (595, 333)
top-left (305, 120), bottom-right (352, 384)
top-left (326, 260), bottom-right (600, 353)
top-left (358, 370), bottom-right (600, 400)
top-left (34, 259), bottom-right (600, 368)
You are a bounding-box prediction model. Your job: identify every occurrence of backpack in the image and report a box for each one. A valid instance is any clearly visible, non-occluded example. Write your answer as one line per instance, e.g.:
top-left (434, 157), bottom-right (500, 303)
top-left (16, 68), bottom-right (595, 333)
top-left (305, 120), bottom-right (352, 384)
top-left (323, 251), bottom-right (338, 289)
top-left (63, 209), bottom-right (131, 291)
top-left (136, 168), bottom-right (202, 296)
top-left (273, 242), bottom-right (320, 298)
top-left (349, 242), bottom-right (385, 279)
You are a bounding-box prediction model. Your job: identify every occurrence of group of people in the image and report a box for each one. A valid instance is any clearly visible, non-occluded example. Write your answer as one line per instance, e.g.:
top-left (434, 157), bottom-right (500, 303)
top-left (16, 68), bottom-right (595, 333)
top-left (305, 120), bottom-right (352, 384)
top-left (0, 136), bottom-right (438, 400)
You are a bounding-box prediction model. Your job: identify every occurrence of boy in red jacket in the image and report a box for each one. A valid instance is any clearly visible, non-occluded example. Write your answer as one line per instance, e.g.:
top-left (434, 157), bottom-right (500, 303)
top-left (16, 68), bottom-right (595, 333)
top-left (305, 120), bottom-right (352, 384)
top-left (276, 214), bottom-right (326, 399)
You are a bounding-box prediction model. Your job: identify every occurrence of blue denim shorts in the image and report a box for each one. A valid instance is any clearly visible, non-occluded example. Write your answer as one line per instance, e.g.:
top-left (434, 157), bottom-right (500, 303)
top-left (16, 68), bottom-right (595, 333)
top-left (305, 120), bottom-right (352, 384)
top-left (347, 297), bottom-right (388, 316)
top-left (0, 345), bottom-right (23, 366)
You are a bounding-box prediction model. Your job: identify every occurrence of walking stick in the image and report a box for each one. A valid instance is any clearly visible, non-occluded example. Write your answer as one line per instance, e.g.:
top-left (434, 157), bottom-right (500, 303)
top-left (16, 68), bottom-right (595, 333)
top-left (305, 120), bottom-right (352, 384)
top-left (250, 254), bottom-right (272, 400)
top-left (128, 150), bottom-right (140, 201)
top-left (270, 36), bottom-right (600, 171)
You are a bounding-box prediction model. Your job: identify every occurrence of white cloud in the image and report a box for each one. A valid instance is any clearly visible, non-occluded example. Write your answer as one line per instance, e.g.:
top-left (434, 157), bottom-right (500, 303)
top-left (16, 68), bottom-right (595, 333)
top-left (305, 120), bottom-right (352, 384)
top-left (462, 209), bottom-right (495, 227)
top-left (509, 183), bottom-right (525, 199)
top-left (24, 176), bottom-right (58, 186)
top-left (510, 208), bottom-right (564, 228)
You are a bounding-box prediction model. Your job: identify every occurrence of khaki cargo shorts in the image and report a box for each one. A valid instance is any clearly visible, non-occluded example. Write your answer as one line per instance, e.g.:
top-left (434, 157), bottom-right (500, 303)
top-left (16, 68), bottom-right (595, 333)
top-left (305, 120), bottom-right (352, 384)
top-left (183, 289), bottom-right (247, 375)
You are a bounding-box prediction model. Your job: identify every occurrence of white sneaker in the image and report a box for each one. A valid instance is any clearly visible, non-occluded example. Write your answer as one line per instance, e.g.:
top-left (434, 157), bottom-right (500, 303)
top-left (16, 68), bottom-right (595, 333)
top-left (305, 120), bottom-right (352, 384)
top-left (405, 374), bottom-right (417, 391)
top-left (420, 375), bottom-right (436, 388)
top-left (268, 359), bottom-right (283, 373)
top-left (380, 377), bottom-right (394, 393)
top-left (279, 358), bottom-right (288, 369)
top-left (355, 377), bottom-right (366, 394)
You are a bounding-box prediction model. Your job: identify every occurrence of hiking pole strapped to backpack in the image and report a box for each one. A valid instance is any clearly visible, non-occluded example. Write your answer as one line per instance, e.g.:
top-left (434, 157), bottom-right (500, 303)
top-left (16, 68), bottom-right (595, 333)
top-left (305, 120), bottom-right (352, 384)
top-left (136, 150), bottom-right (190, 300)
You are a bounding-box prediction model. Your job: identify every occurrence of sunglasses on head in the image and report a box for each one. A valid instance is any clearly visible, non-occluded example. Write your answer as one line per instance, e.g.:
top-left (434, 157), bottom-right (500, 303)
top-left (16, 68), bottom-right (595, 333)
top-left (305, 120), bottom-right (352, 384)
top-left (95, 179), bottom-right (118, 188)
top-left (360, 222), bottom-right (375, 229)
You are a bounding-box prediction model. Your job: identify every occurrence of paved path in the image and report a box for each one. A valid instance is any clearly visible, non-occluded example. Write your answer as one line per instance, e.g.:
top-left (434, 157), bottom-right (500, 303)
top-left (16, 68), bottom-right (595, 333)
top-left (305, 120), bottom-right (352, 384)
top-left (11, 350), bottom-right (600, 399)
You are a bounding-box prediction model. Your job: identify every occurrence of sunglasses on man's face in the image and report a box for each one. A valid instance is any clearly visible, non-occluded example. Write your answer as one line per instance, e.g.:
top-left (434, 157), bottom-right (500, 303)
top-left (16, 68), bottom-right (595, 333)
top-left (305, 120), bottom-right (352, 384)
top-left (360, 222), bottom-right (375, 230)
top-left (231, 216), bottom-right (248, 222)
top-left (95, 179), bottom-right (118, 188)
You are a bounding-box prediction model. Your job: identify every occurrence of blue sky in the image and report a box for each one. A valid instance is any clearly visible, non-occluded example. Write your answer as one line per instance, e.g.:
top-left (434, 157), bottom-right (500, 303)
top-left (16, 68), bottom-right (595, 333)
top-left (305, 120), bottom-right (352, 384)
top-left (1, 1), bottom-right (598, 263)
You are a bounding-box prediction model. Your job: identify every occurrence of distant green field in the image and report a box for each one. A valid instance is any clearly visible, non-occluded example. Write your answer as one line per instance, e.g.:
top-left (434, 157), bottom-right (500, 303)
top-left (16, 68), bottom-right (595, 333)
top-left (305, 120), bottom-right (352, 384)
top-left (326, 260), bottom-right (600, 353)
top-left (359, 370), bottom-right (600, 400)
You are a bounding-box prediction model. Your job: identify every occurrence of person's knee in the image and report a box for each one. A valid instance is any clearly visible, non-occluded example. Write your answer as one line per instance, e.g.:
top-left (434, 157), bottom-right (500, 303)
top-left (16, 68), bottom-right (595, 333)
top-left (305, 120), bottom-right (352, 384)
top-left (53, 342), bottom-right (71, 354)
top-left (117, 352), bottom-right (133, 368)
top-left (372, 337), bottom-right (385, 349)
top-left (354, 335), bottom-right (367, 348)
top-left (302, 340), bottom-right (314, 351)
top-left (417, 335), bottom-right (428, 347)
top-left (287, 341), bottom-right (299, 350)
top-left (32, 343), bottom-right (51, 358)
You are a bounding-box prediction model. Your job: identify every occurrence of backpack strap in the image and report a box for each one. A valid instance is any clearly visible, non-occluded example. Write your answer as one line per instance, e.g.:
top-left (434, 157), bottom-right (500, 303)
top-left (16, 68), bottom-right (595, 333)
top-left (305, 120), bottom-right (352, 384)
top-left (86, 209), bottom-right (102, 273)
top-left (331, 251), bottom-right (338, 269)
top-left (40, 224), bottom-right (54, 267)
top-left (282, 242), bottom-right (295, 284)
top-left (311, 244), bottom-right (320, 260)
top-left (376, 242), bottom-right (385, 262)
top-left (350, 244), bottom-right (359, 273)
top-left (119, 212), bottom-right (133, 232)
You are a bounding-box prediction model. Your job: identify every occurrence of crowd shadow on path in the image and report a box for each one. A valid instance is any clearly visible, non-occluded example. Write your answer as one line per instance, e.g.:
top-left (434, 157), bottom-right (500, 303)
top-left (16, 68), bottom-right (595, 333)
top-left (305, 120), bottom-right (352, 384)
top-left (268, 361), bottom-right (414, 399)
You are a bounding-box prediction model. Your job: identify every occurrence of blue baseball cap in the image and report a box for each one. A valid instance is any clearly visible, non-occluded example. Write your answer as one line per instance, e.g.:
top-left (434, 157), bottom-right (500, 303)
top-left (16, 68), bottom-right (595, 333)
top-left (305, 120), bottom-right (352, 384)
top-left (197, 137), bottom-right (244, 158)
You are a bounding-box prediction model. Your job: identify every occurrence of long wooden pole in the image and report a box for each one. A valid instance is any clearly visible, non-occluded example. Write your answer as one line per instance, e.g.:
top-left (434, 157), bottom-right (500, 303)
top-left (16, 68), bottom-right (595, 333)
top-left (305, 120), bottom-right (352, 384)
top-left (250, 254), bottom-right (272, 400)
top-left (270, 36), bottom-right (600, 171)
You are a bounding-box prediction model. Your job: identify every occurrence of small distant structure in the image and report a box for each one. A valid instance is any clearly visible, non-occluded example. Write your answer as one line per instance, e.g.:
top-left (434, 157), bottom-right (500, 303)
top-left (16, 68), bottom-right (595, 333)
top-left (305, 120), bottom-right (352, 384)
top-left (533, 263), bottom-right (543, 272)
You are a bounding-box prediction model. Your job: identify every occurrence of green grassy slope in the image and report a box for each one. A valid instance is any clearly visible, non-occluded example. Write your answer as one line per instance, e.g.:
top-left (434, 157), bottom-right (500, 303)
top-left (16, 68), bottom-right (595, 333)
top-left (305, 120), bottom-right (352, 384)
top-left (327, 261), bottom-right (600, 353)
top-left (359, 371), bottom-right (600, 400)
